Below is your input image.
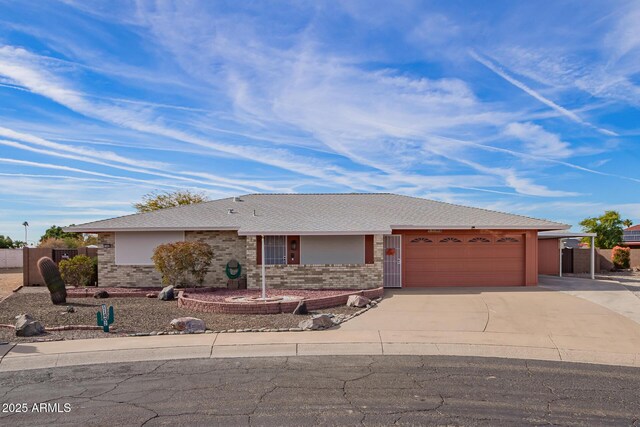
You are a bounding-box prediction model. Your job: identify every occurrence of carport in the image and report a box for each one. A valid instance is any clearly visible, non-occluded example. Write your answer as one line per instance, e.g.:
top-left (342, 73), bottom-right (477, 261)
top-left (538, 231), bottom-right (597, 279)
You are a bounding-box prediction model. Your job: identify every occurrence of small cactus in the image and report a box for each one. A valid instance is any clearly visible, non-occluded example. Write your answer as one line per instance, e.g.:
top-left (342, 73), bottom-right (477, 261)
top-left (96, 304), bottom-right (114, 332)
top-left (37, 257), bottom-right (67, 305)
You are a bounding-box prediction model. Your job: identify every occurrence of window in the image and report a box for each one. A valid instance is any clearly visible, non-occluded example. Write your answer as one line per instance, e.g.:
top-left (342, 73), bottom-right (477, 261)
top-left (469, 237), bottom-right (491, 243)
top-left (264, 236), bottom-right (286, 265)
top-left (300, 235), bottom-right (365, 264)
top-left (115, 231), bottom-right (184, 265)
top-left (410, 237), bottom-right (432, 243)
top-left (496, 237), bottom-right (520, 243)
top-left (439, 237), bottom-right (462, 243)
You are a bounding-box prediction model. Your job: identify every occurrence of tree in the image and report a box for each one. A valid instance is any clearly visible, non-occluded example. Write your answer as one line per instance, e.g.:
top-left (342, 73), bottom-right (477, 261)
top-left (579, 211), bottom-right (632, 249)
top-left (39, 225), bottom-right (80, 243)
top-left (133, 190), bottom-right (209, 213)
top-left (0, 235), bottom-right (14, 249)
top-left (38, 237), bottom-right (81, 249)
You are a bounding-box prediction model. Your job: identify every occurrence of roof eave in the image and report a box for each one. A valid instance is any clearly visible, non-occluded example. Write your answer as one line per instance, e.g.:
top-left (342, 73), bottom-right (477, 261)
top-left (63, 226), bottom-right (240, 233)
top-left (390, 224), bottom-right (570, 231)
top-left (238, 230), bottom-right (391, 236)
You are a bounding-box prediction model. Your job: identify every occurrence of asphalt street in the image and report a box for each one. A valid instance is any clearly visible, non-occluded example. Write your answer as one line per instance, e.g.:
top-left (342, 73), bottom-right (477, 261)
top-left (0, 355), bottom-right (639, 426)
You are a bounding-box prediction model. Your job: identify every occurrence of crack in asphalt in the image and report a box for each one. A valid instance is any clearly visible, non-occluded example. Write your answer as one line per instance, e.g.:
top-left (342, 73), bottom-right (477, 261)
top-left (2, 356), bottom-right (640, 426)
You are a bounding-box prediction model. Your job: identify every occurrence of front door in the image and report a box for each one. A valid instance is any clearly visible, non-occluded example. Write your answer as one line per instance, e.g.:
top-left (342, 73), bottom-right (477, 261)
top-left (383, 235), bottom-right (402, 288)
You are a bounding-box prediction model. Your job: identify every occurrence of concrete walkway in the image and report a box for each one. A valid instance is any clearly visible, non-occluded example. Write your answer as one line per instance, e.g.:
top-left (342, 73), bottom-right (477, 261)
top-left (2, 280), bottom-right (640, 371)
top-left (539, 275), bottom-right (640, 325)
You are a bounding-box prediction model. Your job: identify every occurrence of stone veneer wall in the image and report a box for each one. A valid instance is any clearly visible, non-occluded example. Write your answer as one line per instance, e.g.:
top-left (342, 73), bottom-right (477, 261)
top-left (245, 235), bottom-right (384, 289)
top-left (185, 231), bottom-right (247, 285)
top-left (98, 231), bottom-right (247, 288)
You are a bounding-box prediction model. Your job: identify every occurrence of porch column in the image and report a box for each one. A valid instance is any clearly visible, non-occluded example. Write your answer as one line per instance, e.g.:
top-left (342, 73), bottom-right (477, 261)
top-left (559, 238), bottom-right (563, 277)
top-left (261, 235), bottom-right (266, 299)
top-left (590, 236), bottom-right (595, 280)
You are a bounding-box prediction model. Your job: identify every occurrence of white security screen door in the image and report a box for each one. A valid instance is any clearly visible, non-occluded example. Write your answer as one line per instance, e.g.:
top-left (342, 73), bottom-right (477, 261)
top-left (383, 235), bottom-right (402, 288)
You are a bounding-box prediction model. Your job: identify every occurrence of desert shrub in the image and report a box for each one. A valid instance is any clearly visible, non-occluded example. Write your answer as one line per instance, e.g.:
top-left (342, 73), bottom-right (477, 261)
top-left (59, 255), bottom-right (95, 287)
top-left (611, 246), bottom-right (631, 269)
top-left (152, 241), bottom-right (213, 287)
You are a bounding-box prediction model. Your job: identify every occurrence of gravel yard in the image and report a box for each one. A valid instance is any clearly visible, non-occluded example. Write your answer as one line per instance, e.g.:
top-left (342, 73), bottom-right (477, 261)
top-left (0, 292), bottom-right (360, 343)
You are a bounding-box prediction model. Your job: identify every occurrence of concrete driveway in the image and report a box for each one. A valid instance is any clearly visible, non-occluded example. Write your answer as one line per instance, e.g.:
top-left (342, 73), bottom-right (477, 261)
top-left (339, 279), bottom-right (640, 361)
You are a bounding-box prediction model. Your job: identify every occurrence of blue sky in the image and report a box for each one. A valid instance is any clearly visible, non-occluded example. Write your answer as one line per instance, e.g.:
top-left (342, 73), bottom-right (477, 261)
top-left (0, 1), bottom-right (639, 243)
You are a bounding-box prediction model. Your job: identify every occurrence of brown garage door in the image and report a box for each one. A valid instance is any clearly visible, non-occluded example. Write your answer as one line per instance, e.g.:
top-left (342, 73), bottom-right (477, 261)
top-left (403, 233), bottom-right (525, 287)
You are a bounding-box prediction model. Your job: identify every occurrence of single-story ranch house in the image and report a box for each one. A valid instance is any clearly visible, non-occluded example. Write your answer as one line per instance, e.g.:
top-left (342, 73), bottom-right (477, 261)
top-left (66, 193), bottom-right (572, 289)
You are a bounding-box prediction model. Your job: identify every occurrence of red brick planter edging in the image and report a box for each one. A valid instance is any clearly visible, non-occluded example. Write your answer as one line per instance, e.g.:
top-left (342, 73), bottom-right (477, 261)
top-left (177, 287), bottom-right (384, 314)
top-left (66, 287), bottom-right (228, 298)
top-left (0, 324), bottom-right (102, 331)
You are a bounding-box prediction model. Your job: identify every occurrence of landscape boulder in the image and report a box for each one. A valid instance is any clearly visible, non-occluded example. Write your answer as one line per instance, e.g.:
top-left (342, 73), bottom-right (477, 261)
top-left (158, 285), bottom-right (175, 301)
top-left (15, 314), bottom-right (45, 337)
top-left (93, 290), bottom-right (109, 299)
top-left (346, 295), bottom-right (370, 308)
top-left (170, 317), bottom-right (206, 333)
top-left (292, 301), bottom-right (308, 315)
top-left (298, 314), bottom-right (335, 331)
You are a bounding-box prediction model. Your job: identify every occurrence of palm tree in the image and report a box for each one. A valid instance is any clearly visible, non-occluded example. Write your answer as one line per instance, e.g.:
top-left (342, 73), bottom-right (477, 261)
top-left (22, 221), bottom-right (29, 246)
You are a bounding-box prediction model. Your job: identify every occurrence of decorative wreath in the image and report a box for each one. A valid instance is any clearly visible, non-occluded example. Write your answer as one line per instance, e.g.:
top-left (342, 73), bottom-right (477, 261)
top-left (225, 261), bottom-right (242, 279)
top-left (385, 248), bottom-right (396, 256)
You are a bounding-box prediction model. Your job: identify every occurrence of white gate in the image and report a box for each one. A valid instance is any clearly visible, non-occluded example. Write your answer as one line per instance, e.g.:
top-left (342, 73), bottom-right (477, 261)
top-left (383, 235), bottom-right (402, 288)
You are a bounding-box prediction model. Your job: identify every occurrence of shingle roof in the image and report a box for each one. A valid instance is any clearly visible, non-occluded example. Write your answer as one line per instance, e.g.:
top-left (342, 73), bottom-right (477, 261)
top-left (66, 193), bottom-right (569, 234)
top-left (624, 224), bottom-right (640, 231)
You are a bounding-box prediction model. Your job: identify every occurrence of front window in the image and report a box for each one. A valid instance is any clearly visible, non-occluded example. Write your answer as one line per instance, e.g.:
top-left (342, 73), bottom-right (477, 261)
top-left (264, 236), bottom-right (286, 265)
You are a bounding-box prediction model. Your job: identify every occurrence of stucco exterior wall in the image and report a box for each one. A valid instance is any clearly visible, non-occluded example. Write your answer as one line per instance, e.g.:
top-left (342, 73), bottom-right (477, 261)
top-left (245, 235), bottom-right (384, 289)
top-left (98, 231), bottom-right (247, 287)
top-left (538, 239), bottom-right (560, 275)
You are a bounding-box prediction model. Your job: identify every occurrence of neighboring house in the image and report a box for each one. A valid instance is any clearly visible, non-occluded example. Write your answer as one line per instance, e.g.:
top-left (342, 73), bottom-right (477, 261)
top-left (65, 193), bottom-right (568, 289)
top-left (622, 225), bottom-right (640, 268)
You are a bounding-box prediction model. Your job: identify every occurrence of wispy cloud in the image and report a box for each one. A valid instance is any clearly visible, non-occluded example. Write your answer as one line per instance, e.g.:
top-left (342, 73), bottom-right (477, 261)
top-left (469, 50), bottom-right (618, 136)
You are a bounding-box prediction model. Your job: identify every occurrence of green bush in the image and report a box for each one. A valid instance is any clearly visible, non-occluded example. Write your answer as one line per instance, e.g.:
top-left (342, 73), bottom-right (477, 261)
top-left (152, 241), bottom-right (213, 287)
top-left (59, 255), bottom-right (95, 287)
top-left (611, 246), bottom-right (631, 269)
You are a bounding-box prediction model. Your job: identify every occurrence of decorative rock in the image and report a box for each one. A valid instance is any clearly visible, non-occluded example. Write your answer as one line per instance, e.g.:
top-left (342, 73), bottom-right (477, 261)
top-left (66, 306), bottom-right (76, 313)
top-left (292, 301), bottom-right (308, 315)
top-left (93, 290), bottom-right (109, 299)
top-left (146, 292), bottom-right (158, 298)
top-left (347, 295), bottom-right (370, 308)
top-left (170, 317), bottom-right (206, 333)
top-left (289, 327), bottom-right (303, 332)
top-left (15, 314), bottom-right (45, 337)
top-left (158, 286), bottom-right (175, 301)
top-left (227, 329), bottom-right (236, 333)
top-left (298, 314), bottom-right (335, 331)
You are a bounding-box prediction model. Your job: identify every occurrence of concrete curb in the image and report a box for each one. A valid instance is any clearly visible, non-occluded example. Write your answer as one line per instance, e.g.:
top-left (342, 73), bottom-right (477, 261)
top-left (1, 328), bottom-right (639, 372)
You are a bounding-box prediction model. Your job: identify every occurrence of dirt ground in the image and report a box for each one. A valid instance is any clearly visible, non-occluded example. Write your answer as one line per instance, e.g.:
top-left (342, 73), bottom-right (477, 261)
top-left (0, 268), bottom-right (22, 300)
top-left (0, 292), bottom-right (361, 343)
